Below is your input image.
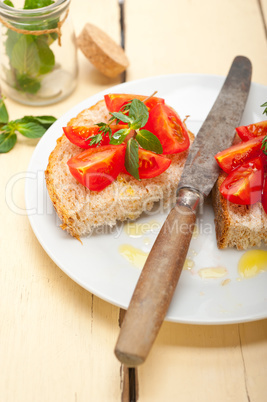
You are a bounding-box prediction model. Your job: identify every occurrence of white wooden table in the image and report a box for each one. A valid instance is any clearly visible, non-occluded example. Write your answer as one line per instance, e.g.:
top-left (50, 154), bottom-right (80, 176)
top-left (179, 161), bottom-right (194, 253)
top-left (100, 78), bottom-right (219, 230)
top-left (1, 0), bottom-right (267, 400)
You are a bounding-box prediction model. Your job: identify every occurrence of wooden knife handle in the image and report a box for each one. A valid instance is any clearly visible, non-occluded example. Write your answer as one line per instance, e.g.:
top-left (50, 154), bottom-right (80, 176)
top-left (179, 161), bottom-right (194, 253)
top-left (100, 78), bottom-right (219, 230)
top-left (115, 188), bottom-right (202, 366)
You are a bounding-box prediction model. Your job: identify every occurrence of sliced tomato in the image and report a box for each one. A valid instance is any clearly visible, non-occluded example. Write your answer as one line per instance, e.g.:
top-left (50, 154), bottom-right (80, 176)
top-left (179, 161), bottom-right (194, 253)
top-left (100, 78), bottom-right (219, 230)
top-left (262, 176), bottom-right (267, 214)
top-left (145, 104), bottom-right (190, 154)
top-left (104, 94), bottom-right (165, 113)
top-left (215, 135), bottom-right (265, 173)
top-left (122, 148), bottom-right (171, 178)
top-left (63, 126), bottom-right (107, 148)
top-left (138, 149), bottom-right (171, 178)
top-left (67, 145), bottom-right (126, 191)
top-left (262, 152), bottom-right (267, 172)
top-left (236, 120), bottom-right (267, 141)
top-left (220, 156), bottom-right (264, 205)
top-left (63, 124), bottom-right (126, 149)
top-left (109, 122), bottom-right (128, 133)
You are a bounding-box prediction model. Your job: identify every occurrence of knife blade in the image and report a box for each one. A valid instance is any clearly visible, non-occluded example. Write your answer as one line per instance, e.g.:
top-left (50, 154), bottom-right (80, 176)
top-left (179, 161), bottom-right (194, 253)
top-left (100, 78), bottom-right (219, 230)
top-left (115, 56), bottom-right (252, 367)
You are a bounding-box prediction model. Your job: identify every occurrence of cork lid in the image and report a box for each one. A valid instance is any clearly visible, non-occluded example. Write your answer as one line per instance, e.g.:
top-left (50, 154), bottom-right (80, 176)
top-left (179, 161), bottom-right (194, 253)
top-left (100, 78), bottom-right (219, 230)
top-left (77, 23), bottom-right (129, 78)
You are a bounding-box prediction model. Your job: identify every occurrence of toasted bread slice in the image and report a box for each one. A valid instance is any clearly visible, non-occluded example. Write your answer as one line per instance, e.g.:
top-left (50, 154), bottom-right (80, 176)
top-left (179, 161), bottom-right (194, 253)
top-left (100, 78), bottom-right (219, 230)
top-left (212, 172), bottom-right (267, 250)
top-left (45, 100), bottom-right (194, 238)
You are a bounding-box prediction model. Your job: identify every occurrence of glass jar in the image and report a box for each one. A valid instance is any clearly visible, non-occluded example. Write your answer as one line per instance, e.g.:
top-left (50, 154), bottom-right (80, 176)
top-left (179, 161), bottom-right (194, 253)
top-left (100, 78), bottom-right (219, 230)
top-left (0, 0), bottom-right (78, 105)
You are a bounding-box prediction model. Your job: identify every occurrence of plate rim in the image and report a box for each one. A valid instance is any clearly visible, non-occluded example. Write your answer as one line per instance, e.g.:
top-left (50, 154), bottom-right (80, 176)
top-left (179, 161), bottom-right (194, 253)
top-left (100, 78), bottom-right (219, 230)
top-left (25, 73), bottom-right (267, 325)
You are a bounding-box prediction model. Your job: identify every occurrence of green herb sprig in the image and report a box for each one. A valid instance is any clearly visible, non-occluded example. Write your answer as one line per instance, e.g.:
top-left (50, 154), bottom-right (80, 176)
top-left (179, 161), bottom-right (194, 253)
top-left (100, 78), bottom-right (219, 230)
top-left (0, 95), bottom-right (56, 153)
top-left (261, 101), bottom-right (267, 155)
top-left (261, 136), bottom-right (267, 156)
top-left (93, 95), bottom-right (163, 180)
top-left (261, 102), bottom-right (267, 116)
top-left (3, 0), bottom-right (57, 95)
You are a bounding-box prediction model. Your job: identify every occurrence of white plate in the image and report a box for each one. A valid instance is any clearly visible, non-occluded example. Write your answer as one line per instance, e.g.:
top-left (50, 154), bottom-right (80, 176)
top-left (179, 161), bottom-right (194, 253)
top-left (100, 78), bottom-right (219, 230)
top-left (25, 74), bottom-right (267, 325)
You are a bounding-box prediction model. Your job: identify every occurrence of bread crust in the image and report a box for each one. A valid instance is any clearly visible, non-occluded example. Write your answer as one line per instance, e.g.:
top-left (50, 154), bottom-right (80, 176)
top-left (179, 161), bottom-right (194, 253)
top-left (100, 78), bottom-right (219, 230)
top-left (212, 173), bottom-right (267, 250)
top-left (45, 100), bottom-right (194, 238)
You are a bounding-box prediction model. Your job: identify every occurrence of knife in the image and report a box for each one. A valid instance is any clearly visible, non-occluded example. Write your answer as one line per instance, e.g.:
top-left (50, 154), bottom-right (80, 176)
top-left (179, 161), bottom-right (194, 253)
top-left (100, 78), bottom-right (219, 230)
top-left (115, 56), bottom-right (252, 367)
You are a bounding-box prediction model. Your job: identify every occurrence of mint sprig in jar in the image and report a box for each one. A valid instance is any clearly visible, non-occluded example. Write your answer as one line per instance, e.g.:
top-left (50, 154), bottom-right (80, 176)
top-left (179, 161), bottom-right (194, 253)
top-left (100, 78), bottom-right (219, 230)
top-left (0, 0), bottom-right (78, 105)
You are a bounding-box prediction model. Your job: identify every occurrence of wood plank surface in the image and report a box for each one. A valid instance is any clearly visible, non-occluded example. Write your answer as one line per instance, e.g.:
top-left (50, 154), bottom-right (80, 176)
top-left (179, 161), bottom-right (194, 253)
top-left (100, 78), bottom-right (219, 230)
top-left (1, 0), bottom-right (267, 401)
top-left (124, 0), bottom-right (267, 401)
top-left (260, 0), bottom-right (267, 33)
top-left (125, 0), bottom-right (267, 85)
top-left (0, 1), bottom-right (122, 401)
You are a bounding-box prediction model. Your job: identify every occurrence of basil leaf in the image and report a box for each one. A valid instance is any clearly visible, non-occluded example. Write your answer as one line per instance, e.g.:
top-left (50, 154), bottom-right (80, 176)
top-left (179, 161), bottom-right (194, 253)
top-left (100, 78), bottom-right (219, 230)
top-left (11, 35), bottom-right (40, 77)
top-left (36, 37), bottom-right (55, 75)
top-left (136, 130), bottom-right (163, 154)
top-left (121, 102), bottom-right (132, 113)
top-left (24, 0), bottom-right (54, 9)
top-left (4, 1), bottom-right (57, 98)
top-left (16, 115), bottom-right (56, 128)
top-left (261, 135), bottom-right (267, 155)
top-left (1, 124), bottom-right (11, 132)
top-left (261, 102), bottom-right (267, 115)
top-left (16, 122), bottom-right (46, 138)
top-left (3, 0), bottom-right (14, 6)
top-left (110, 129), bottom-right (130, 145)
top-left (16, 74), bottom-right (41, 94)
top-left (0, 132), bottom-right (17, 153)
top-left (129, 99), bottom-right (149, 130)
top-left (125, 138), bottom-right (140, 180)
top-left (0, 98), bottom-right (9, 124)
top-left (5, 30), bottom-right (20, 60)
top-left (111, 112), bottom-right (132, 124)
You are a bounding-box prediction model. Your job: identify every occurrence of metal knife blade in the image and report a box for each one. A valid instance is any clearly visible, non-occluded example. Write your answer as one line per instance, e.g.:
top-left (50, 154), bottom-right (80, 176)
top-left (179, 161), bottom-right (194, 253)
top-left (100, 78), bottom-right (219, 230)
top-left (178, 55), bottom-right (252, 197)
top-left (115, 56), bottom-right (252, 367)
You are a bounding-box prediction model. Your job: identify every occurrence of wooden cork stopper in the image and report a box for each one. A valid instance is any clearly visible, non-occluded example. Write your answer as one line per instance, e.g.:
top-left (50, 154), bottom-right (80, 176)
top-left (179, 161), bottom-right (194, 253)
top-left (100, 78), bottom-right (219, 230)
top-left (77, 23), bottom-right (129, 78)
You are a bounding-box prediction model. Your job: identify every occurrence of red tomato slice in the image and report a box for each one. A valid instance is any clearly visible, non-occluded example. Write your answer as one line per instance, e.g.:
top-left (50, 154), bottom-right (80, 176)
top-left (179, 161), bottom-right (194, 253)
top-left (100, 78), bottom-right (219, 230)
top-left (215, 135), bottom-right (265, 173)
top-left (122, 148), bottom-right (171, 178)
top-left (236, 120), bottom-right (267, 141)
top-left (262, 176), bottom-right (267, 214)
top-left (262, 152), bottom-right (267, 172)
top-left (67, 145), bottom-right (126, 191)
top-left (63, 126), bottom-right (101, 148)
top-left (220, 157), bottom-right (264, 205)
top-left (104, 94), bottom-right (165, 113)
top-left (138, 149), bottom-right (171, 178)
top-left (145, 104), bottom-right (190, 154)
top-left (63, 125), bottom-right (126, 149)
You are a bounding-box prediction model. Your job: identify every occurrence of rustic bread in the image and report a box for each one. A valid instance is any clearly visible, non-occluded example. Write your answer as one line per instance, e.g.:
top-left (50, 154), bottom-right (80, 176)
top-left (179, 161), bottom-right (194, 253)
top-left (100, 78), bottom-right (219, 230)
top-left (212, 172), bottom-right (267, 250)
top-left (45, 99), bottom-right (194, 238)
